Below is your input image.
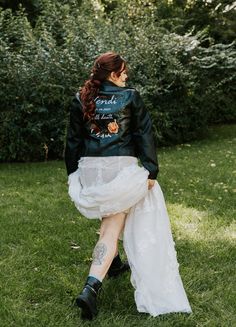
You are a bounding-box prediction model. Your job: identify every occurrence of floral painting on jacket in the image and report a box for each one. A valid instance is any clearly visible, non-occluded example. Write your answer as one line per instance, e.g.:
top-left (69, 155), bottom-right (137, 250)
top-left (90, 112), bottom-right (120, 138)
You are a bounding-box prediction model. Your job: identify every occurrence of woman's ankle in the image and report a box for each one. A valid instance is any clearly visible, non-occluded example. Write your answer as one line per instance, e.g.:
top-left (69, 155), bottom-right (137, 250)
top-left (88, 274), bottom-right (103, 283)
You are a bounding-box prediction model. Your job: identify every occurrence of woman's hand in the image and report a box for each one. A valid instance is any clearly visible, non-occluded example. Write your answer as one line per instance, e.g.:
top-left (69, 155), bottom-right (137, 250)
top-left (147, 179), bottom-right (155, 190)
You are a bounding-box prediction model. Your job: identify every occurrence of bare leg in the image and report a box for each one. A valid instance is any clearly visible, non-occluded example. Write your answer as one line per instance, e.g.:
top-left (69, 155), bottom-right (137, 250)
top-left (75, 212), bottom-right (128, 320)
top-left (88, 212), bottom-right (127, 281)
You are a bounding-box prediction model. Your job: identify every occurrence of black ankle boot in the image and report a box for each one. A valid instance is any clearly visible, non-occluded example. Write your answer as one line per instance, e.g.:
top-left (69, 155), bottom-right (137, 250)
top-left (75, 276), bottom-right (102, 320)
top-left (107, 253), bottom-right (130, 278)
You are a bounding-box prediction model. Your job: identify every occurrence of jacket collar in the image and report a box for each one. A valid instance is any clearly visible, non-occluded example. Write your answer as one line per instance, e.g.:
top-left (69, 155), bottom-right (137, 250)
top-left (100, 80), bottom-right (124, 91)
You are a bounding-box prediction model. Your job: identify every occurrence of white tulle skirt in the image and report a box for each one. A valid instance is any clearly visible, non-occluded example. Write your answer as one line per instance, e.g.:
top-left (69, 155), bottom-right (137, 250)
top-left (68, 156), bottom-right (192, 316)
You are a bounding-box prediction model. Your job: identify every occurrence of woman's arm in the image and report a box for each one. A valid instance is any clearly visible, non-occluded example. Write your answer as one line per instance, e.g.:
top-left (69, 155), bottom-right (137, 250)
top-left (131, 90), bottom-right (159, 180)
top-left (64, 95), bottom-right (85, 176)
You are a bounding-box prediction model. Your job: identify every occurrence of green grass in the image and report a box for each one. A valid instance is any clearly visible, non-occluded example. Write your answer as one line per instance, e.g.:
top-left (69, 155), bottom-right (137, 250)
top-left (0, 124), bottom-right (235, 327)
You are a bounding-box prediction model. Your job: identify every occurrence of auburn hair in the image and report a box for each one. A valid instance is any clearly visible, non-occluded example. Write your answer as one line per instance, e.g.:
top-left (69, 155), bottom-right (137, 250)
top-left (80, 52), bottom-right (127, 121)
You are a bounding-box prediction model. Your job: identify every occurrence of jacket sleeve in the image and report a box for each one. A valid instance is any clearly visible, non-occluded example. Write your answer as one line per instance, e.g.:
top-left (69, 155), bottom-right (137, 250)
top-left (64, 95), bottom-right (85, 176)
top-left (131, 90), bottom-right (159, 179)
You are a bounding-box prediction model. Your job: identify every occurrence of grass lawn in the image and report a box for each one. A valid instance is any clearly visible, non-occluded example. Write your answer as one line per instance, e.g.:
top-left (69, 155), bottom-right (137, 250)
top-left (0, 124), bottom-right (235, 327)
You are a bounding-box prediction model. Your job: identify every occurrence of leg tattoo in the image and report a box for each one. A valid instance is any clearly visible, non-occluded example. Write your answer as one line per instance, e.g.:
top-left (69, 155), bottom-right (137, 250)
top-left (92, 242), bottom-right (107, 265)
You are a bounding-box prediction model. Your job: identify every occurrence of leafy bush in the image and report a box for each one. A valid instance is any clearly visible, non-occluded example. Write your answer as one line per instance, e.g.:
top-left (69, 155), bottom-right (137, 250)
top-left (0, 1), bottom-right (235, 161)
top-left (94, 6), bottom-right (236, 144)
top-left (0, 4), bottom-right (97, 162)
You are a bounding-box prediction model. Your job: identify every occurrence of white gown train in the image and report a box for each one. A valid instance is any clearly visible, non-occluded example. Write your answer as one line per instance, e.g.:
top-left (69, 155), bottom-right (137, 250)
top-left (68, 156), bottom-right (192, 316)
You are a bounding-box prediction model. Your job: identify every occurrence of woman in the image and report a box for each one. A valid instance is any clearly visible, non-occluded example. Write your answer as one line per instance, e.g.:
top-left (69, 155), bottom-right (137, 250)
top-left (65, 52), bottom-right (192, 320)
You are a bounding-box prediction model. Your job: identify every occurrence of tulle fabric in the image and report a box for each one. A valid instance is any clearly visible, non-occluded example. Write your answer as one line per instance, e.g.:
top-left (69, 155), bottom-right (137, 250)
top-left (68, 156), bottom-right (192, 316)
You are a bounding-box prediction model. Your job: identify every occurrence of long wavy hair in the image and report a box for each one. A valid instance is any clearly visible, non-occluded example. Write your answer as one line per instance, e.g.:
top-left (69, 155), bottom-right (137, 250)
top-left (80, 52), bottom-right (127, 121)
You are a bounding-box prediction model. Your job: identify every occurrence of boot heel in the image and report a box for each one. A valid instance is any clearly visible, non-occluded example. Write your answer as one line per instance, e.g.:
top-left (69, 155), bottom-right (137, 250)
top-left (76, 296), bottom-right (94, 320)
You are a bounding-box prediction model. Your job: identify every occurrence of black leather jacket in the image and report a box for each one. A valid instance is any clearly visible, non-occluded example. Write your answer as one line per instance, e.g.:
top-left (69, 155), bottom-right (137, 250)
top-left (64, 80), bottom-right (159, 179)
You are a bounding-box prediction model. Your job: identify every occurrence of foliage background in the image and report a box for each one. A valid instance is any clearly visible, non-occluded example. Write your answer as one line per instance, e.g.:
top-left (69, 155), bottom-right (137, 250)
top-left (0, 0), bottom-right (235, 162)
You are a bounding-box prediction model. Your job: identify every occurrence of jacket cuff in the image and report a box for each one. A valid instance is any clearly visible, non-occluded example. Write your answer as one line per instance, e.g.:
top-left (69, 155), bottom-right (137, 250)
top-left (148, 171), bottom-right (158, 179)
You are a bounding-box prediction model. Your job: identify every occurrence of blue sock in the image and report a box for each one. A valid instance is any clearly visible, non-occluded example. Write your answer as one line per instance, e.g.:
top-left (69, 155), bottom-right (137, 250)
top-left (88, 274), bottom-right (103, 283)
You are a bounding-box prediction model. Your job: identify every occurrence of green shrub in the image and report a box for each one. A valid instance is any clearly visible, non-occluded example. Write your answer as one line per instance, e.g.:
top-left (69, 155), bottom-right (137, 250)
top-left (0, 5), bottom-right (97, 162)
top-left (0, 2), bottom-right (235, 162)
top-left (94, 11), bottom-right (235, 144)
